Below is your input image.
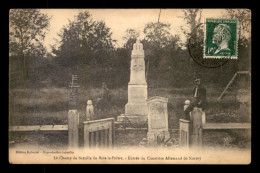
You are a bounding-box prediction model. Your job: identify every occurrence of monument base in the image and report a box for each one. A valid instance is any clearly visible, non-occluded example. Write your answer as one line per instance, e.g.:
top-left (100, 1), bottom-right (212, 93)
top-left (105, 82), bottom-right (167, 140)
top-left (125, 103), bottom-right (148, 116)
top-left (117, 114), bottom-right (148, 123)
top-left (147, 131), bottom-right (170, 145)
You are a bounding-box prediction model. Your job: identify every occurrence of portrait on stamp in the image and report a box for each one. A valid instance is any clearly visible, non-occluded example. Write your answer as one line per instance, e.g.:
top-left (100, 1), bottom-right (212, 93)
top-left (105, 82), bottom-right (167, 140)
top-left (204, 19), bottom-right (238, 59)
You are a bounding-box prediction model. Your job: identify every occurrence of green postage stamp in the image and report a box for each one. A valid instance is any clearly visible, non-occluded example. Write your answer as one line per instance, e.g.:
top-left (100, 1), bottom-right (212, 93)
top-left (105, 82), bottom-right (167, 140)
top-left (204, 18), bottom-right (238, 59)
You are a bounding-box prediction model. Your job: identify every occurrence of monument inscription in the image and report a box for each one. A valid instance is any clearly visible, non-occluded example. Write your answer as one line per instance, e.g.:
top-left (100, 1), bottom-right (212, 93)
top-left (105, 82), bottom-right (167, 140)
top-left (146, 96), bottom-right (170, 144)
top-left (150, 102), bottom-right (166, 129)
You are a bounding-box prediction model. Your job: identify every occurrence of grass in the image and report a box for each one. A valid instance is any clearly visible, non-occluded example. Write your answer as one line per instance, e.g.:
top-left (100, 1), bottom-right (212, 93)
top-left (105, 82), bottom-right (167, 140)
top-left (9, 86), bottom-right (251, 149)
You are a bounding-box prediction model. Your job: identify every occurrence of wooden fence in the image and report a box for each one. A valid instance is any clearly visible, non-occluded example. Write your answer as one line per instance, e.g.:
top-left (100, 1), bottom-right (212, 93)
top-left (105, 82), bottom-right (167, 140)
top-left (9, 110), bottom-right (115, 149)
top-left (83, 118), bottom-right (115, 148)
top-left (179, 108), bottom-right (251, 148)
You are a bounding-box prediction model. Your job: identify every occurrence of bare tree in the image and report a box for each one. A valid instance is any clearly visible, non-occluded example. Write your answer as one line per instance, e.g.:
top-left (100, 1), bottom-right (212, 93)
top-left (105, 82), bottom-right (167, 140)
top-left (179, 9), bottom-right (202, 38)
top-left (222, 9), bottom-right (251, 46)
top-left (178, 9), bottom-right (203, 78)
top-left (122, 28), bottom-right (140, 50)
top-left (144, 22), bottom-right (174, 48)
top-left (222, 9), bottom-right (251, 72)
top-left (123, 28), bottom-right (140, 41)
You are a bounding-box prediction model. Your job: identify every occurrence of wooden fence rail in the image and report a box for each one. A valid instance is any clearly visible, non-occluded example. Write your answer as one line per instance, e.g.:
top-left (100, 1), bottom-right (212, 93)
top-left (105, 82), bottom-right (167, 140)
top-left (9, 125), bottom-right (68, 132)
top-left (83, 118), bottom-right (115, 149)
top-left (179, 108), bottom-right (251, 148)
top-left (202, 123), bottom-right (251, 130)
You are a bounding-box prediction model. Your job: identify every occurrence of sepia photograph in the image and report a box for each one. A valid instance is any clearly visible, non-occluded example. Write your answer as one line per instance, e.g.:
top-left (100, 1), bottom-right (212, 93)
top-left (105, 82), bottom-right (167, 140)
top-left (9, 9), bottom-right (251, 164)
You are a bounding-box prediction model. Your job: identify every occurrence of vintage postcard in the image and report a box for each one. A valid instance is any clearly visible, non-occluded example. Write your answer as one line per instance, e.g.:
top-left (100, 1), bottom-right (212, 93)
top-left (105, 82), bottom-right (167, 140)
top-left (9, 9), bottom-right (251, 164)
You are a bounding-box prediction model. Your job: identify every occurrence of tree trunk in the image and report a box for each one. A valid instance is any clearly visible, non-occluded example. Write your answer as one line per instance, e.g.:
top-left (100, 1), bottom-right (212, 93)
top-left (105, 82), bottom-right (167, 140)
top-left (20, 36), bottom-right (28, 80)
top-left (146, 55), bottom-right (149, 84)
top-left (23, 54), bottom-right (27, 79)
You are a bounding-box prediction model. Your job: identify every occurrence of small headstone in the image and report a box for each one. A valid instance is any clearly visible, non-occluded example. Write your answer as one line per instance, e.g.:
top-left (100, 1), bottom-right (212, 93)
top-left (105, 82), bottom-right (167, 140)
top-left (146, 96), bottom-right (170, 145)
top-left (236, 89), bottom-right (250, 117)
top-left (236, 89), bottom-right (250, 103)
top-left (86, 100), bottom-right (94, 121)
top-left (184, 100), bottom-right (190, 111)
top-left (184, 100), bottom-right (192, 120)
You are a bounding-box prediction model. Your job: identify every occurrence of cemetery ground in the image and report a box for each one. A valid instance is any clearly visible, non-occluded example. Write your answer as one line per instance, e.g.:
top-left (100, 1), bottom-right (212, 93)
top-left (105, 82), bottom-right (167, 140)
top-left (9, 85), bottom-right (251, 149)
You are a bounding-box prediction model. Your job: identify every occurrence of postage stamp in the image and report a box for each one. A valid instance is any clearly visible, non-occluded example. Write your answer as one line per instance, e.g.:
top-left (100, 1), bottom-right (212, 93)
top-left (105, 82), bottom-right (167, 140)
top-left (204, 18), bottom-right (238, 59)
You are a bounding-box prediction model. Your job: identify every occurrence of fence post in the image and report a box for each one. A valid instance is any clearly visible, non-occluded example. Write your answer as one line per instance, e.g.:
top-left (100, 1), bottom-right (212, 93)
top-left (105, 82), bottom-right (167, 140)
top-left (179, 119), bottom-right (191, 148)
top-left (191, 107), bottom-right (203, 148)
top-left (112, 118), bottom-right (115, 147)
top-left (202, 111), bottom-right (206, 124)
top-left (68, 110), bottom-right (79, 148)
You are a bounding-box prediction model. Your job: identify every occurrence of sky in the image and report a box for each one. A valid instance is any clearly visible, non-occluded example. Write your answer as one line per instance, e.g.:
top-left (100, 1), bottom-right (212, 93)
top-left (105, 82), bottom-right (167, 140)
top-left (41, 9), bottom-right (226, 53)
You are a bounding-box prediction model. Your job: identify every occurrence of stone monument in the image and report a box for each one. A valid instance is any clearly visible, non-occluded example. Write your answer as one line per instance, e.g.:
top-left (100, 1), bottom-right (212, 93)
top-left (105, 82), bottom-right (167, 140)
top-left (146, 96), bottom-right (170, 145)
top-left (117, 40), bottom-right (148, 123)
